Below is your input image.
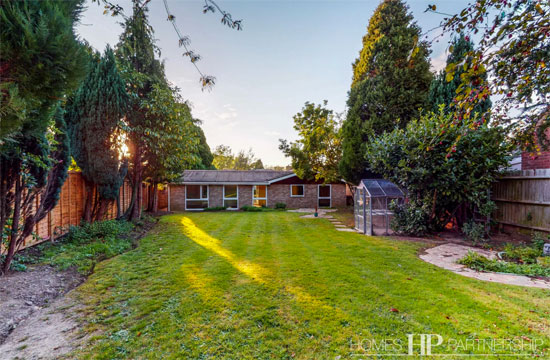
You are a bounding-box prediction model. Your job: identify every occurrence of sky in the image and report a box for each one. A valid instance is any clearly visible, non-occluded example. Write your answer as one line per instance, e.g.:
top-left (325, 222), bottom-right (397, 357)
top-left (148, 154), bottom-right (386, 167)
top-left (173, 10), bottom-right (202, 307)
top-left (77, 0), bottom-right (471, 166)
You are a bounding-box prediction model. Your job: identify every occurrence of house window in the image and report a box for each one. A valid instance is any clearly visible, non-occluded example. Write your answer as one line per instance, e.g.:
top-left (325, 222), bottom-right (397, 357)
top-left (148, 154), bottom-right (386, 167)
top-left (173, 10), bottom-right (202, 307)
top-left (318, 184), bottom-right (331, 207)
top-left (290, 184), bottom-right (304, 197)
top-left (253, 185), bottom-right (267, 207)
top-left (186, 185), bottom-right (208, 210)
top-left (223, 185), bottom-right (238, 209)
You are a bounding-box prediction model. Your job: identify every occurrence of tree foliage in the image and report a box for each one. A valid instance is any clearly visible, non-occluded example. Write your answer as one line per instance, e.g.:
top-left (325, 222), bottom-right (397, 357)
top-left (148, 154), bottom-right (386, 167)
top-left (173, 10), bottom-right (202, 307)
top-left (428, 0), bottom-right (549, 151)
top-left (0, 0), bottom-right (87, 141)
top-left (365, 109), bottom-right (511, 232)
top-left (340, 0), bottom-right (433, 184)
top-left (94, 0), bottom-right (242, 90)
top-left (1, 106), bottom-right (72, 273)
top-left (115, 2), bottom-right (167, 220)
top-left (66, 46), bottom-right (129, 222)
top-left (212, 145), bottom-right (264, 170)
top-left (142, 84), bottom-right (200, 185)
top-left (428, 35), bottom-right (491, 115)
top-left (279, 101), bottom-right (342, 183)
top-left (1, 0), bottom-right (86, 273)
top-left (191, 124), bottom-right (214, 170)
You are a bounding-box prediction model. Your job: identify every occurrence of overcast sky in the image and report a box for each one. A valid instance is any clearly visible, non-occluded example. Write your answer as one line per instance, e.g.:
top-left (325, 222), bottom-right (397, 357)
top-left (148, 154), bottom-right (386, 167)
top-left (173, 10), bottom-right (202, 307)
top-left (77, 0), bottom-right (470, 166)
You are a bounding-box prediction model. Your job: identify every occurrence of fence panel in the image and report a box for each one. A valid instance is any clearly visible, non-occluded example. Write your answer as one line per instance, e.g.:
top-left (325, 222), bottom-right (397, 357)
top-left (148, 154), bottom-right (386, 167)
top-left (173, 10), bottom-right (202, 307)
top-left (492, 169), bottom-right (550, 232)
top-left (17, 172), bottom-right (136, 250)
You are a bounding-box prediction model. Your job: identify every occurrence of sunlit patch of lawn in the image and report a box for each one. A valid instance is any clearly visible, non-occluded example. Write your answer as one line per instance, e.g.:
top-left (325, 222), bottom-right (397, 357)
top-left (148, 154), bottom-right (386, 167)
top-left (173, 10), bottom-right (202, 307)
top-left (72, 212), bottom-right (550, 359)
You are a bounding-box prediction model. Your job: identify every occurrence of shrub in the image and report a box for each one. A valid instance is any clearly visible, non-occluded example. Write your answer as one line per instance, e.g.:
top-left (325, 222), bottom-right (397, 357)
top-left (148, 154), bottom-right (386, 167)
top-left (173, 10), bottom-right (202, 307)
top-left (538, 257), bottom-right (550, 268)
top-left (274, 202), bottom-right (287, 210)
top-left (462, 221), bottom-right (488, 246)
top-left (0, 255), bottom-right (28, 272)
top-left (501, 243), bottom-right (541, 264)
top-left (241, 205), bottom-right (271, 212)
top-left (203, 206), bottom-right (227, 212)
top-left (532, 232), bottom-right (549, 250)
top-left (389, 201), bottom-right (429, 237)
top-left (65, 220), bottom-right (133, 245)
top-left (39, 220), bottom-right (134, 273)
top-left (458, 251), bottom-right (550, 278)
top-left (10, 220), bottom-right (135, 274)
top-left (365, 109), bottom-right (511, 232)
top-left (241, 205), bottom-right (262, 212)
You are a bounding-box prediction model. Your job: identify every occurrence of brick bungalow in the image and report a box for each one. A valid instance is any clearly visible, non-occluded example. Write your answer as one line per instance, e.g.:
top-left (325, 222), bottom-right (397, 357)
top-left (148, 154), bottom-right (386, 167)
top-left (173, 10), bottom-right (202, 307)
top-left (167, 170), bottom-right (347, 211)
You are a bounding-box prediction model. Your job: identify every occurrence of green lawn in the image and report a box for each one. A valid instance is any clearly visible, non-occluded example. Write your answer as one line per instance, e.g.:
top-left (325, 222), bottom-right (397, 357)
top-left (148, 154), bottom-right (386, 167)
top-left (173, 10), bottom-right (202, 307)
top-left (73, 212), bottom-right (549, 359)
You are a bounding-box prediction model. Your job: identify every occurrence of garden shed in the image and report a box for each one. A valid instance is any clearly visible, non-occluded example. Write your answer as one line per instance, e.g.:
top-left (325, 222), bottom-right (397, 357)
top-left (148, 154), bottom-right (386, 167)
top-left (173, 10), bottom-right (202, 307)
top-left (354, 179), bottom-right (405, 236)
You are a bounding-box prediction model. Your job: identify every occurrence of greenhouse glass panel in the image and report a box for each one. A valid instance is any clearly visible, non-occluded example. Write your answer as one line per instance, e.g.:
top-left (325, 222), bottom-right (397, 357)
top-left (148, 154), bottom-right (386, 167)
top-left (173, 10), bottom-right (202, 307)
top-left (354, 179), bottom-right (405, 236)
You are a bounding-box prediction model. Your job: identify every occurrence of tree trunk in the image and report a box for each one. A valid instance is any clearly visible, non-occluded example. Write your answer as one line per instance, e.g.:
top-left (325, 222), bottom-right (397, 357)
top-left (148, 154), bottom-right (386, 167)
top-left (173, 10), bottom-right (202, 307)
top-left (83, 180), bottom-right (94, 224)
top-left (152, 183), bottom-right (159, 213)
top-left (125, 146), bottom-right (143, 222)
top-left (116, 192), bottom-right (122, 219)
top-left (147, 183), bottom-right (154, 211)
top-left (96, 198), bottom-right (110, 222)
top-left (2, 173), bottom-right (22, 275)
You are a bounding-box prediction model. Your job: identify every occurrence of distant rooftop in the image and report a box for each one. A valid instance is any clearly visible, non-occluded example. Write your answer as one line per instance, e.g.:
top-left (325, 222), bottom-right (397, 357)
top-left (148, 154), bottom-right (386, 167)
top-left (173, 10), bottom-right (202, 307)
top-left (176, 170), bottom-right (295, 184)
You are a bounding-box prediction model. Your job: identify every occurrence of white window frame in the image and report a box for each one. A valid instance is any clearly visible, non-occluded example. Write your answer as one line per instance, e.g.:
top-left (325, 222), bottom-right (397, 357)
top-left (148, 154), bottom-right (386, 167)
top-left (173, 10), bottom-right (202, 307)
top-left (185, 185), bottom-right (209, 210)
top-left (252, 185), bottom-right (268, 207)
top-left (223, 185), bottom-right (239, 210)
top-left (317, 184), bottom-right (331, 208)
top-left (290, 184), bottom-right (305, 198)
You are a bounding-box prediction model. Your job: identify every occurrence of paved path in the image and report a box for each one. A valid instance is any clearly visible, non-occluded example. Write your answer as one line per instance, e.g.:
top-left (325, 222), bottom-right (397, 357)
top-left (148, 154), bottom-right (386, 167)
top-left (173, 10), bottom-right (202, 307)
top-left (289, 208), bottom-right (359, 233)
top-left (420, 243), bottom-right (550, 289)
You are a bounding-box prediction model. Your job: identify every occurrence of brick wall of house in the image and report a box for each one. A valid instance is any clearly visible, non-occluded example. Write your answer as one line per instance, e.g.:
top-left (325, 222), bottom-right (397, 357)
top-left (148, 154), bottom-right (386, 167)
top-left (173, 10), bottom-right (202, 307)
top-left (331, 183), bottom-right (347, 207)
top-left (169, 185), bottom-right (186, 211)
top-left (267, 183), bottom-right (347, 208)
top-left (209, 185), bottom-right (223, 207)
top-left (522, 151), bottom-right (550, 170)
top-left (236, 185), bottom-right (252, 207)
top-left (169, 183), bottom-right (348, 211)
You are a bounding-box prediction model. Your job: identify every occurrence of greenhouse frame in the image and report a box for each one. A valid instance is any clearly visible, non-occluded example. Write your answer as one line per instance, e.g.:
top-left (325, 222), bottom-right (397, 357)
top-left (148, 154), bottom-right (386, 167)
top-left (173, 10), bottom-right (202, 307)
top-left (354, 179), bottom-right (405, 236)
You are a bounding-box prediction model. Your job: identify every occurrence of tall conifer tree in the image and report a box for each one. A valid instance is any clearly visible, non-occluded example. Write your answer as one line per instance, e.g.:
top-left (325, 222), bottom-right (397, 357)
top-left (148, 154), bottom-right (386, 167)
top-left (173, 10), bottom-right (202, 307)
top-left (66, 46), bottom-right (129, 222)
top-left (340, 0), bottom-right (432, 184)
top-left (428, 35), bottom-right (491, 116)
top-left (1, 0), bottom-right (85, 273)
top-left (116, 2), bottom-right (167, 221)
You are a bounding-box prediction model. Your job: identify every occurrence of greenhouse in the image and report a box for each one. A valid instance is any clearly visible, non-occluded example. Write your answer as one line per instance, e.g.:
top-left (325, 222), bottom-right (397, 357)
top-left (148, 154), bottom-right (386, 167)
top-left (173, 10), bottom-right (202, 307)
top-left (354, 179), bottom-right (405, 236)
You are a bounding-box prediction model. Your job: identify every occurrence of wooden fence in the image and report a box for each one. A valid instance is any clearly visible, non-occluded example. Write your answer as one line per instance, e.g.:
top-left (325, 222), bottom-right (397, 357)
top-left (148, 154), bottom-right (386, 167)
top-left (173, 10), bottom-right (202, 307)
top-left (7, 171), bottom-right (150, 251)
top-left (2, 172), bottom-right (170, 253)
top-left (492, 169), bottom-right (550, 232)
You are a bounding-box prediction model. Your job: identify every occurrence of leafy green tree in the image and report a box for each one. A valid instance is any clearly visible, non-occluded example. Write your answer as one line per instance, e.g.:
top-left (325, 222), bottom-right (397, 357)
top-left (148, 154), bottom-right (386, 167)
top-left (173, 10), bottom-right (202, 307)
top-left (66, 46), bottom-right (129, 222)
top-left (94, 0), bottom-right (243, 90)
top-left (279, 101), bottom-right (342, 183)
top-left (142, 85), bottom-right (200, 212)
top-left (340, 0), bottom-right (433, 184)
top-left (365, 109), bottom-right (511, 233)
top-left (1, 106), bottom-right (71, 274)
top-left (0, 0), bottom-right (86, 140)
top-left (427, 0), bottom-right (549, 151)
top-left (192, 124), bottom-right (214, 170)
top-left (212, 145), bottom-right (264, 170)
top-left (115, 2), bottom-right (167, 221)
top-left (233, 149), bottom-right (264, 170)
top-left (212, 145), bottom-right (234, 170)
top-left (0, 0), bottom-right (86, 273)
top-left (428, 35), bottom-right (491, 115)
